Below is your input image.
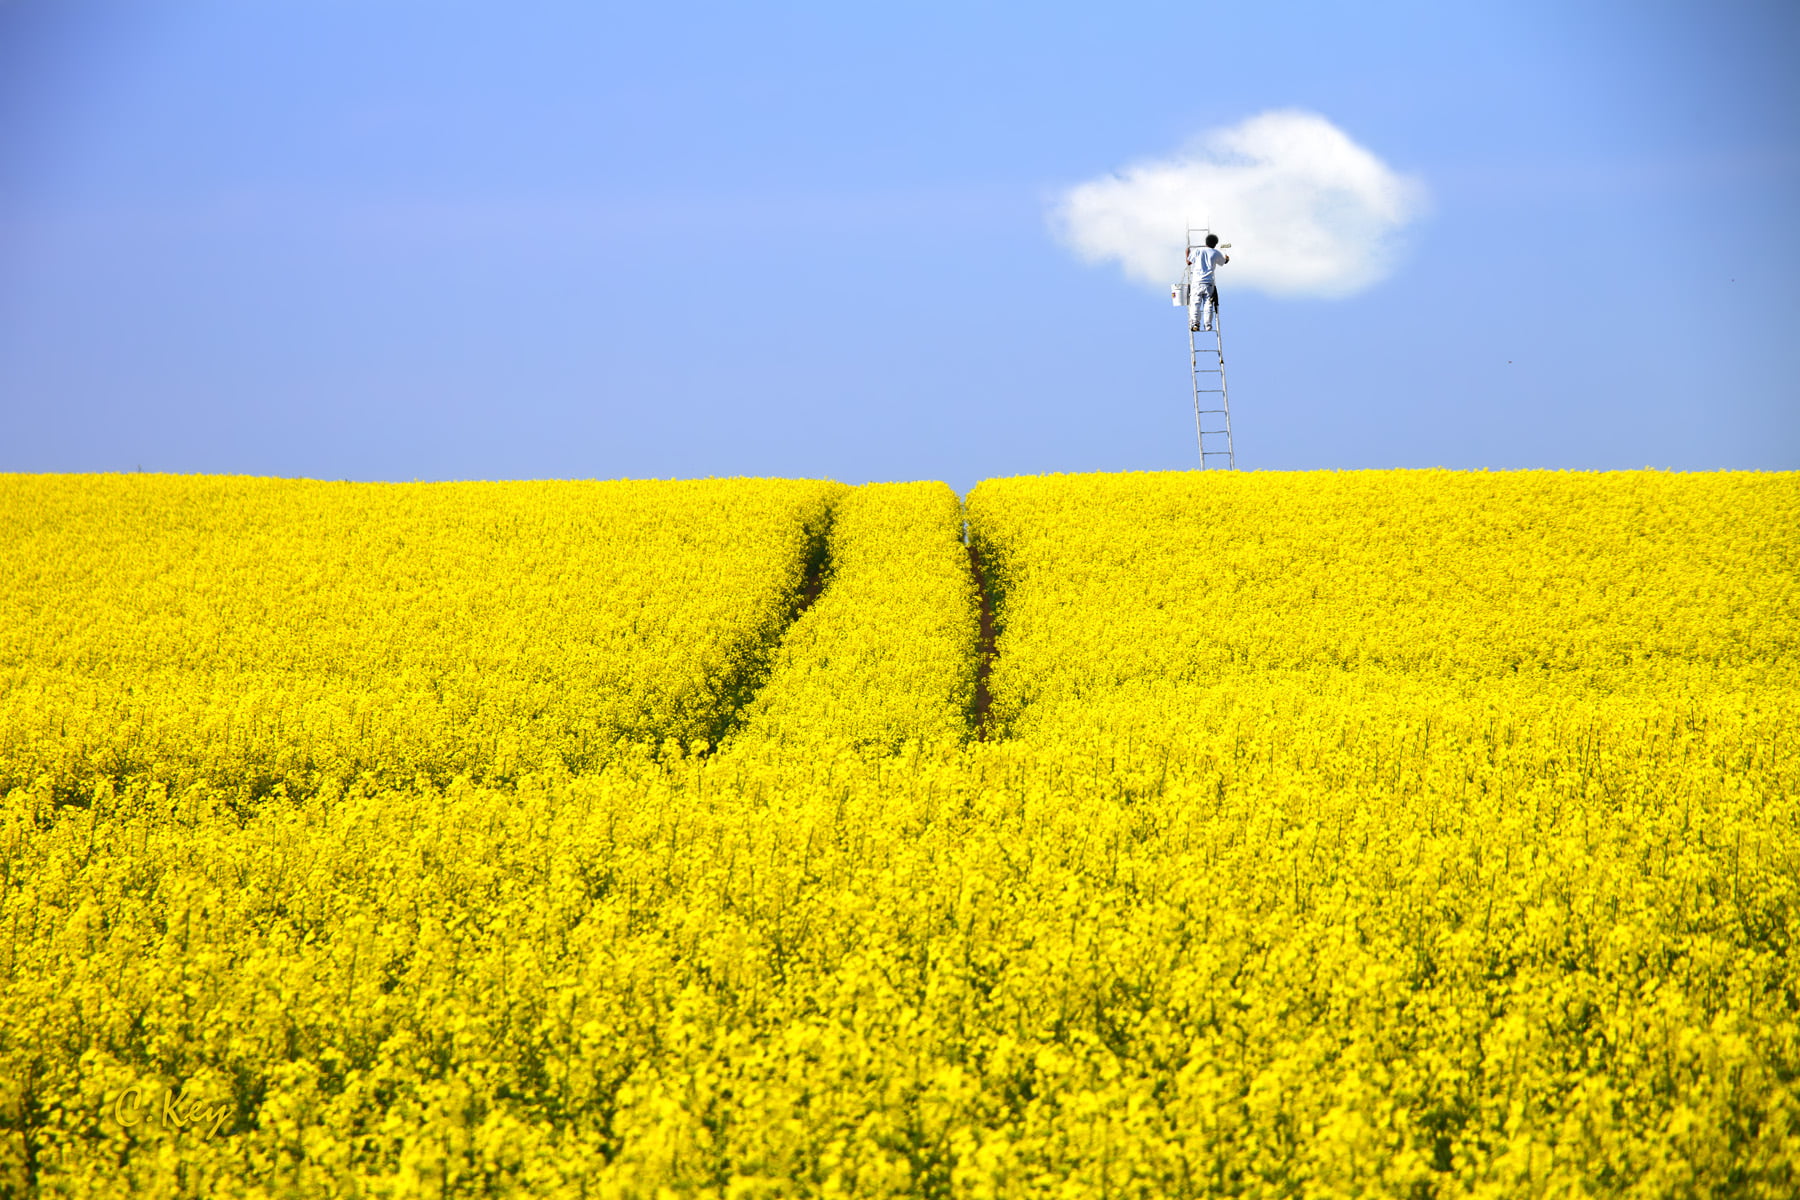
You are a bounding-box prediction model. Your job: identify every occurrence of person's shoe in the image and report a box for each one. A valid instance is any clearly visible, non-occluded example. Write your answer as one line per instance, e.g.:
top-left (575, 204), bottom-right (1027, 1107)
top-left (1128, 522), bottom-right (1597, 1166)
top-left (1189, 323), bottom-right (1200, 332)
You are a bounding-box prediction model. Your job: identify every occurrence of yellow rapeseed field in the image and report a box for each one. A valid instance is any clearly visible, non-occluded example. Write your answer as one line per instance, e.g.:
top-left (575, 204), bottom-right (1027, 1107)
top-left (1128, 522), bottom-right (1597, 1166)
top-left (0, 473), bottom-right (843, 797)
top-left (1, 469), bottom-right (1794, 1198)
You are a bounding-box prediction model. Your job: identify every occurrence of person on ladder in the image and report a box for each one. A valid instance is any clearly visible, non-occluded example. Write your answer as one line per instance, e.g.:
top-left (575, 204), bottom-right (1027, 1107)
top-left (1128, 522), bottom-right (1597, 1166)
top-left (1187, 234), bottom-right (1229, 333)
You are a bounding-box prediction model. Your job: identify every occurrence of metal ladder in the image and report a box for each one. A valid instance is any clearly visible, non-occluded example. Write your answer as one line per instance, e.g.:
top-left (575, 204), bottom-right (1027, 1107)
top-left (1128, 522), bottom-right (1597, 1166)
top-left (1185, 226), bottom-right (1235, 470)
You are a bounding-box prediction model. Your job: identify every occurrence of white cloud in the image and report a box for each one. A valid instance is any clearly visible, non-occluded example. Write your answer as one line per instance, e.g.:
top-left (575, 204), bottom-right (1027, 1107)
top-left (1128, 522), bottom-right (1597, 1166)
top-left (1050, 110), bottom-right (1427, 298)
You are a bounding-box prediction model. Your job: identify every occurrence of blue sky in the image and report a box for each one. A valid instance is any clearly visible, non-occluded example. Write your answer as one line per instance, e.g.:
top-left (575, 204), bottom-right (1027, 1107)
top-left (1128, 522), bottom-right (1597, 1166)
top-left (2, 0), bottom-right (1795, 489)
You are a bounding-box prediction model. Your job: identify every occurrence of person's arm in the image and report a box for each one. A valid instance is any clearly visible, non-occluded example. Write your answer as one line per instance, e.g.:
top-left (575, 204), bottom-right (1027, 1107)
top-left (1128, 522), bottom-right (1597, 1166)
top-left (1220, 253), bottom-right (1229, 264)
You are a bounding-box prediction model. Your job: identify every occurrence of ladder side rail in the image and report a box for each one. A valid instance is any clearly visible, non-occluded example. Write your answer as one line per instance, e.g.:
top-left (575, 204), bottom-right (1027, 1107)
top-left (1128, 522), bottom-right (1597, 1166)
top-left (1188, 325), bottom-right (1206, 464)
top-left (1214, 312), bottom-right (1235, 469)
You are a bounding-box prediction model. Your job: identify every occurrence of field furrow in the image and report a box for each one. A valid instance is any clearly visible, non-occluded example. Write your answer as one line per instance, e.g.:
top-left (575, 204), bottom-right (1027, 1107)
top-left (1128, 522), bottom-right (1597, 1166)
top-left (728, 480), bottom-right (980, 752)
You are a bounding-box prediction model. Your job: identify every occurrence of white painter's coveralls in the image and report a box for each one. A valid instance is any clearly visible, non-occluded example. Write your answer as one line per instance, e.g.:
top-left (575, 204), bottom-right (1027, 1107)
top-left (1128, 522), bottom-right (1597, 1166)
top-left (1188, 248), bottom-right (1225, 332)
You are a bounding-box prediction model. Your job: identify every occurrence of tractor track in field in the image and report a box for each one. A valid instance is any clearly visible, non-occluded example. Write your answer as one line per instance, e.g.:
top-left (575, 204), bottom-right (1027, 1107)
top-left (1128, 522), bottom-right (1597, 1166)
top-left (716, 496), bottom-right (999, 750)
top-left (791, 524), bottom-right (831, 622)
top-left (966, 536), bottom-right (997, 741)
top-left (702, 504), bottom-right (835, 753)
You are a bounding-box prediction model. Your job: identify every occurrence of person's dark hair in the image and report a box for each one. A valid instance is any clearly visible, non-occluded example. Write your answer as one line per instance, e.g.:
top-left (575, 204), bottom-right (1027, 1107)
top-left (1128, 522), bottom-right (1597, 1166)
top-left (1204, 233), bottom-right (1219, 248)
